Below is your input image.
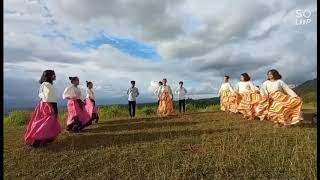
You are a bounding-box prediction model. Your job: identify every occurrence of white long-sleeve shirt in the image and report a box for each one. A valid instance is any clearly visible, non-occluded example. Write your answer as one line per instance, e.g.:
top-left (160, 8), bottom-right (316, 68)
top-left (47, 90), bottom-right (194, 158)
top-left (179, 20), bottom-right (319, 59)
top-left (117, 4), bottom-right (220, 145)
top-left (86, 88), bottom-right (95, 100)
top-left (175, 87), bottom-right (187, 100)
top-left (218, 82), bottom-right (235, 96)
top-left (235, 81), bottom-right (257, 94)
top-left (157, 85), bottom-right (173, 98)
top-left (38, 82), bottom-right (58, 102)
top-left (62, 85), bottom-right (82, 100)
top-left (127, 87), bottom-right (139, 101)
top-left (260, 80), bottom-right (297, 97)
top-left (154, 86), bottom-right (160, 97)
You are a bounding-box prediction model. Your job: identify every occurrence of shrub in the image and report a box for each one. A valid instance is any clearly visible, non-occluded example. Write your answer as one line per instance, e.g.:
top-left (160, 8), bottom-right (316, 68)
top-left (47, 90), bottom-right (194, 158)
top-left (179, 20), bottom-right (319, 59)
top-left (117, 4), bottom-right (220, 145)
top-left (185, 104), bottom-right (197, 112)
top-left (98, 105), bottom-right (128, 120)
top-left (139, 106), bottom-right (156, 116)
top-left (4, 111), bottom-right (31, 127)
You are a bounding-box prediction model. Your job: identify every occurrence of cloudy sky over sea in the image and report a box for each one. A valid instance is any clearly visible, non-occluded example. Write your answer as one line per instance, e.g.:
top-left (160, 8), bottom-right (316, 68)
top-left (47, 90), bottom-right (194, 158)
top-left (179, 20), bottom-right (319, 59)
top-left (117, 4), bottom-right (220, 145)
top-left (4, 0), bottom-right (317, 108)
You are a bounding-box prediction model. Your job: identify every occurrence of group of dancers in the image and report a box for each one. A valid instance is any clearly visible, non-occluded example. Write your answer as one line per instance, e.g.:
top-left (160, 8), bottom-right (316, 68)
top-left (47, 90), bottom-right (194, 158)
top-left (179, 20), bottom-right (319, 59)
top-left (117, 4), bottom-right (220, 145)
top-left (24, 70), bottom-right (99, 147)
top-left (23, 68), bottom-right (303, 148)
top-left (218, 69), bottom-right (303, 127)
top-left (23, 70), bottom-right (188, 147)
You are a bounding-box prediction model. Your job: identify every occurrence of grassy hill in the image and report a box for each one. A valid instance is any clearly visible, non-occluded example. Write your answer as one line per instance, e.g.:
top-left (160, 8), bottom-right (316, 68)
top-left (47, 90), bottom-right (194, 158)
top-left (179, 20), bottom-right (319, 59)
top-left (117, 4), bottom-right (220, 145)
top-left (3, 79), bottom-right (317, 179)
top-left (294, 78), bottom-right (317, 102)
top-left (4, 111), bottom-right (316, 179)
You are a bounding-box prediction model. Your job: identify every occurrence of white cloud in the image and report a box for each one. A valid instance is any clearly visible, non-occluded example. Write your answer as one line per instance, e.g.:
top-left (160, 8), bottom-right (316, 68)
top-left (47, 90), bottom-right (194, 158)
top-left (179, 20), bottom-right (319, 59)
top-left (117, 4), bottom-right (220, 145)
top-left (4, 0), bottom-right (317, 107)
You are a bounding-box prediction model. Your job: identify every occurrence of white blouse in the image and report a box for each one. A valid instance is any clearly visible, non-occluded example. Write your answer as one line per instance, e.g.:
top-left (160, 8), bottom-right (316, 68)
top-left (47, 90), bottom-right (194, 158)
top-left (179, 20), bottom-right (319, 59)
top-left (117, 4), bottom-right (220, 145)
top-left (218, 82), bottom-right (234, 96)
top-left (235, 81), bottom-right (257, 94)
top-left (260, 80), bottom-right (297, 97)
top-left (62, 85), bottom-right (82, 100)
top-left (38, 82), bottom-right (58, 102)
top-left (157, 85), bottom-right (173, 98)
top-left (86, 88), bottom-right (95, 100)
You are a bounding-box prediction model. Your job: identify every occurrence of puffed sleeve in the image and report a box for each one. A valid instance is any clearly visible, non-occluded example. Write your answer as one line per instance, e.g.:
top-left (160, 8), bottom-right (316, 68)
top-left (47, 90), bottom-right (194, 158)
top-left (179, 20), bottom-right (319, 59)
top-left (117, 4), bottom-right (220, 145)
top-left (227, 83), bottom-right (235, 94)
top-left (157, 86), bottom-right (162, 97)
top-left (249, 81), bottom-right (257, 92)
top-left (260, 82), bottom-right (268, 96)
top-left (63, 86), bottom-right (76, 99)
top-left (280, 80), bottom-right (298, 97)
top-left (234, 83), bottom-right (239, 93)
top-left (38, 84), bottom-right (44, 99)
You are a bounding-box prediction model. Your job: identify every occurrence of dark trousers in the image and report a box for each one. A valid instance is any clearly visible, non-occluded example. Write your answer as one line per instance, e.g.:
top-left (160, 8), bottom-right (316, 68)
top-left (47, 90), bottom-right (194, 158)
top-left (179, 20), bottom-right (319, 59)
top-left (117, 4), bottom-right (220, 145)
top-left (179, 99), bottom-right (186, 113)
top-left (128, 101), bottom-right (136, 117)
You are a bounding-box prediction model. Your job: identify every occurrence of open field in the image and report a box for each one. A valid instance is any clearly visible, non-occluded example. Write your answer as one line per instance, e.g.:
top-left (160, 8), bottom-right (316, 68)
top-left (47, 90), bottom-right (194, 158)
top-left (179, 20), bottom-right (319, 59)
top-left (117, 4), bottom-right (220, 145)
top-left (4, 110), bottom-right (316, 179)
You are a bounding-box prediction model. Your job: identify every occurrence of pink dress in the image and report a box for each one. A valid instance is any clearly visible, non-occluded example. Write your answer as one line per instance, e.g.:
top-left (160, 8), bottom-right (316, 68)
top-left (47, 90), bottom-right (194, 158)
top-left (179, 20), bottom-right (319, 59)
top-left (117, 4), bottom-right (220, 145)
top-left (24, 82), bottom-right (61, 146)
top-left (63, 85), bottom-right (91, 131)
top-left (66, 99), bottom-right (91, 130)
top-left (84, 88), bottom-right (99, 123)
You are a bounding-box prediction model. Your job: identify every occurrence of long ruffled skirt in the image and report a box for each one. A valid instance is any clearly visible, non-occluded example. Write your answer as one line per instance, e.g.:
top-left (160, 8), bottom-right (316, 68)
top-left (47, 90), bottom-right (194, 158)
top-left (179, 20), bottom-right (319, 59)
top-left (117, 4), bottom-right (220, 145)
top-left (24, 101), bottom-right (61, 146)
top-left (254, 91), bottom-right (303, 125)
top-left (158, 92), bottom-right (175, 117)
top-left (84, 98), bottom-right (99, 123)
top-left (66, 99), bottom-right (91, 131)
top-left (220, 90), bottom-right (231, 111)
top-left (220, 90), bottom-right (239, 112)
top-left (237, 92), bottom-right (261, 118)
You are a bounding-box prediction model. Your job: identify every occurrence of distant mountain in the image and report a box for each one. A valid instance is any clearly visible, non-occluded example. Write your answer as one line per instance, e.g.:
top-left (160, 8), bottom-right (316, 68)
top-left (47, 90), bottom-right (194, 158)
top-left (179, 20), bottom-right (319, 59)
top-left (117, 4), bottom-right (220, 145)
top-left (293, 78), bottom-right (317, 103)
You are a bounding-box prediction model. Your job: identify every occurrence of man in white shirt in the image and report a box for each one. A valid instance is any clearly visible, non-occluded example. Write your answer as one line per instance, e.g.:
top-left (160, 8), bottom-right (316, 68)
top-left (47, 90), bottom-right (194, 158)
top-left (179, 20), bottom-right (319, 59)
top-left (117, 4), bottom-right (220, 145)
top-left (127, 80), bottom-right (139, 117)
top-left (175, 81), bottom-right (187, 113)
top-left (154, 81), bottom-right (163, 106)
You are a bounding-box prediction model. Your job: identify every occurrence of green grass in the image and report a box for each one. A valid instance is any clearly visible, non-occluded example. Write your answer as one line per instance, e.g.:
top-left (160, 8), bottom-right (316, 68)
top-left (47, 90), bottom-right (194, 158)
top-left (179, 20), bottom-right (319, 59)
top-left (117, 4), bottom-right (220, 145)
top-left (4, 111), bottom-right (31, 127)
top-left (4, 110), bottom-right (316, 179)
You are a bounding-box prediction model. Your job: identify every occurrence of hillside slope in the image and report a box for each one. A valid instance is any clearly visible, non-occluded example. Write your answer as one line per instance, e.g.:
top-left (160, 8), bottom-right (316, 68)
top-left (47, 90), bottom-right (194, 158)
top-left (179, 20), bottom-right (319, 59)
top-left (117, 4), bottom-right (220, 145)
top-left (294, 78), bottom-right (317, 103)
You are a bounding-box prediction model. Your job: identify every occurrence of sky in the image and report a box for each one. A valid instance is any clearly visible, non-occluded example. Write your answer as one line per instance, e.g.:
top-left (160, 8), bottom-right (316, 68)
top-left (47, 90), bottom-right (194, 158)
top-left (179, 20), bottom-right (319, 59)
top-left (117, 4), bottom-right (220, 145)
top-left (4, 0), bottom-right (317, 109)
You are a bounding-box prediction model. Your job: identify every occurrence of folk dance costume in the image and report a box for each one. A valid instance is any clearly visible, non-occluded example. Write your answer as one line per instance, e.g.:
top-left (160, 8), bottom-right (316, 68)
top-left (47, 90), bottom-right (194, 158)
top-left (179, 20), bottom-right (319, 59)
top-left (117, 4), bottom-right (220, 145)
top-left (84, 88), bottom-right (99, 123)
top-left (235, 81), bottom-right (261, 118)
top-left (157, 85), bottom-right (175, 117)
top-left (218, 82), bottom-right (236, 112)
top-left (63, 85), bottom-right (91, 132)
top-left (255, 80), bottom-right (303, 126)
top-left (24, 82), bottom-right (61, 147)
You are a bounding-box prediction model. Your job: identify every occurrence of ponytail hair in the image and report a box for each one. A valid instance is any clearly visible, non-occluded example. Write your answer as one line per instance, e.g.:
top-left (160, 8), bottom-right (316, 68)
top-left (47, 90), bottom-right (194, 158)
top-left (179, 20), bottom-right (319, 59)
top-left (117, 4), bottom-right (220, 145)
top-left (86, 80), bottom-right (93, 87)
top-left (68, 76), bottom-right (79, 84)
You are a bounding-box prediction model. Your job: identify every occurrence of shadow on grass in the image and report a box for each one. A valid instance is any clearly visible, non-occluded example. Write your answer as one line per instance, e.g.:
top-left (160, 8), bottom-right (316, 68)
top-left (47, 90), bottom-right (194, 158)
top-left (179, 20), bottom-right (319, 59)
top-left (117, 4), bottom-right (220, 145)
top-left (81, 121), bottom-right (200, 133)
top-left (47, 128), bottom-right (239, 152)
top-left (98, 115), bottom-right (179, 126)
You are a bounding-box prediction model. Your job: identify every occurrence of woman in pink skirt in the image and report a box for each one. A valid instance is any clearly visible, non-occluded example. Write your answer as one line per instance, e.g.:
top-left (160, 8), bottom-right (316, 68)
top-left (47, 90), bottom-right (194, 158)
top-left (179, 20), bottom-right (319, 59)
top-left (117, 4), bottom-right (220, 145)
top-left (84, 81), bottom-right (99, 123)
top-left (24, 70), bottom-right (61, 147)
top-left (63, 76), bottom-right (91, 132)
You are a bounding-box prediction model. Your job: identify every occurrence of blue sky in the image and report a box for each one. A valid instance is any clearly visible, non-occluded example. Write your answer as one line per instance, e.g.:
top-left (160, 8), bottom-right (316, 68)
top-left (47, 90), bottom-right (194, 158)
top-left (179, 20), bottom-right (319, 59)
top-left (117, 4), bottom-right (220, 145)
top-left (72, 33), bottom-right (161, 60)
top-left (3, 0), bottom-right (317, 110)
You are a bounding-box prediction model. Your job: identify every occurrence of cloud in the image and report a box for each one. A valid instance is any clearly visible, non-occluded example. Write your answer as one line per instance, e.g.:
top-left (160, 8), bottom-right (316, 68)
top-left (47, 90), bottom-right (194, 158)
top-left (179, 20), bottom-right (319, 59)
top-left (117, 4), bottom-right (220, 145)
top-left (4, 0), bottom-right (317, 109)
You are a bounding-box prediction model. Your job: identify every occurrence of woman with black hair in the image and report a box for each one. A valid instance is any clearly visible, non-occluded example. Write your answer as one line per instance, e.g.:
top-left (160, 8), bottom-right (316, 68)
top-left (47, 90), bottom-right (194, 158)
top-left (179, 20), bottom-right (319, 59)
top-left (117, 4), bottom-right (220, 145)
top-left (254, 69), bottom-right (303, 127)
top-left (234, 73), bottom-right (261, 119)
top-left (62, 76), bottom-right (91, 132)
top-left (218, 75), bottom-right (235, 112)
top-left (157, 78), bottom-right (175, 117)
top-left (84, 81), bottom-right (99, 123)
top-left (24, 70), bottom-right (61, 147)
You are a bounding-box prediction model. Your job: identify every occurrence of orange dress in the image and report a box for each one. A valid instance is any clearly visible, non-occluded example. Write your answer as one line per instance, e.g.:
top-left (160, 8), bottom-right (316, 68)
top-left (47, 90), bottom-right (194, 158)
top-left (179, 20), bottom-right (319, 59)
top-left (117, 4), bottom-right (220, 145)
top-left (254, 80), bottom-right (303, 125)
top-left (218, 82), bottom-right (235, 112)
top-left (157, 85), bottom-right (175, 117)
top-left (235, 81), bottom-right (261, 118)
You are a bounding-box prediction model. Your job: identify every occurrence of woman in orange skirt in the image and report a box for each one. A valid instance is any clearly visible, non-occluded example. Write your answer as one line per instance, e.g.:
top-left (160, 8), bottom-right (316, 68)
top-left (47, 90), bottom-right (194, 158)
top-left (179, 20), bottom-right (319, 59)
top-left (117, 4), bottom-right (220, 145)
top-left (254, 69), bottom-right (303, 127)
top-left (218, 75), bottom-right (235, 112)
top-left (157, 78), bottom-right (175, 117)
top-left (234, 73), bottom-right (261, 119)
